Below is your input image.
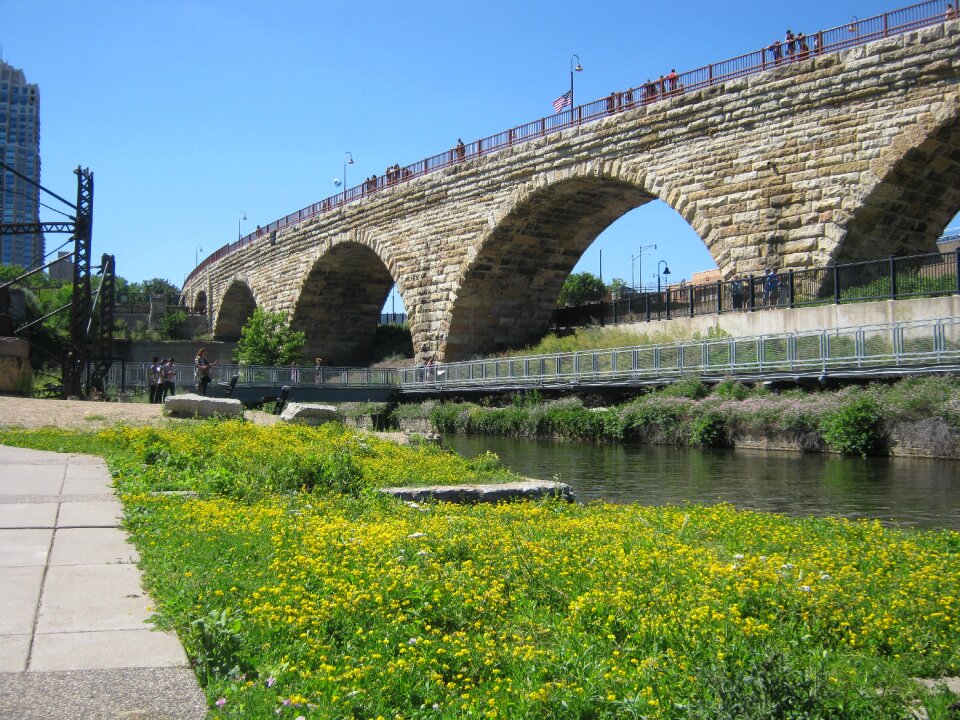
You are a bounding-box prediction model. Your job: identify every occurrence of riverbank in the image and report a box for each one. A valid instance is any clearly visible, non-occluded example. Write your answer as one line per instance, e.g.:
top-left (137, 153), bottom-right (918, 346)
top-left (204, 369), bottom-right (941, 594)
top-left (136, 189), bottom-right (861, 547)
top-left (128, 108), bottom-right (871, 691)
top-left (1, 420), bottom-right (958, 718)
top-left (384, 375), bottom-right (960, 459)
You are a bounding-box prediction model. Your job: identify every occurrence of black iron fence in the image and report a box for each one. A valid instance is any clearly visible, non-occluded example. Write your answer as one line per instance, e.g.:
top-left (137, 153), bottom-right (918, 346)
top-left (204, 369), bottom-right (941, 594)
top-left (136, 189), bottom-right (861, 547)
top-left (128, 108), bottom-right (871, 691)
top-left (553, 250), bottom-right (960, 328)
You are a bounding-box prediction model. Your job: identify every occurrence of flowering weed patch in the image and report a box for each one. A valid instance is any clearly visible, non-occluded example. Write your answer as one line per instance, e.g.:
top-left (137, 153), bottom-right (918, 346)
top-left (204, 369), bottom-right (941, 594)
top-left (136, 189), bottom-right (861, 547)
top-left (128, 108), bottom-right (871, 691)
top-left (125, 494), bottom-right (960, 718)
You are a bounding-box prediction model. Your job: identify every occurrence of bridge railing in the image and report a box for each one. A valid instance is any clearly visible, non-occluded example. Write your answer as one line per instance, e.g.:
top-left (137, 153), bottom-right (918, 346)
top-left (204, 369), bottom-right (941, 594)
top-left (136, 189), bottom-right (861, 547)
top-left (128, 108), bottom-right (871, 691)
top-left (399, 316), bottom-right (960, 390)
top-left (184, 0), bottom-right (955, 288)
top-left (106, 362), bottom-right (400, 394)
top-left (556, 249), bottom-right (960, 327)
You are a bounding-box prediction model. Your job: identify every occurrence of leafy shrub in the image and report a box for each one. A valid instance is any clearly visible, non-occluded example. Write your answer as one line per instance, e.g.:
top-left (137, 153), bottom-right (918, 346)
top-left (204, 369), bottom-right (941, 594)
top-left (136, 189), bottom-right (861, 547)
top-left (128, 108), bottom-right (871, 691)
top-left (714, 379), bottom-right (750, 401)
top-left (660, 378), bottom-right (710, 400)
top-left (689, 409), bottom-right (727, 447)
top-left (820, 395), bottom-right (883, 456)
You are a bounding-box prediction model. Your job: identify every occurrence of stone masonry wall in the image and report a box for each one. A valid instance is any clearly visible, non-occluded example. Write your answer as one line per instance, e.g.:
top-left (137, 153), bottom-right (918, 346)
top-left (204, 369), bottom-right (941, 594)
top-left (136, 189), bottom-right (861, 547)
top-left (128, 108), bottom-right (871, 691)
top-left (184, 22), bottom-right (960, 363)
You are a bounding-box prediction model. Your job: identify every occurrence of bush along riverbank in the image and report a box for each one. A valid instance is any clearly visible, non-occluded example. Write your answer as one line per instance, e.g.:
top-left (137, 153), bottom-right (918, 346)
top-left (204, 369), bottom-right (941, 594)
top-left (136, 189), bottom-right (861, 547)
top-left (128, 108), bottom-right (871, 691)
top-left (396, 376), bottom-right (960, 459)
top-left (1, 421), bottom-right (959, 718)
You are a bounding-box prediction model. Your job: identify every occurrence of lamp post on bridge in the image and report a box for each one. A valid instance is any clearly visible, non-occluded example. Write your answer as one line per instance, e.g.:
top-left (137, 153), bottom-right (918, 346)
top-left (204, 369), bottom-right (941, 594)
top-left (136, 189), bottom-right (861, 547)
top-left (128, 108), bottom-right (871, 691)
top-left (570, 54), bottom-right (583, 109)
top-left (238, 211), bottom-right (246, 241)
top-left (195, 245), bottom-right (202, 267)
top-left (631, 243), bottom-right (657, 291)
top-left (337, 151), bottom-right (354, 193)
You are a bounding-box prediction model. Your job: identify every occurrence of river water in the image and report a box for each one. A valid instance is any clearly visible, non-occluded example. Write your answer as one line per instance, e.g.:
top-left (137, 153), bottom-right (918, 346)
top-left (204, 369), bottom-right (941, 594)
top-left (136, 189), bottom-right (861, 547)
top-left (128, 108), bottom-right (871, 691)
top-left (443, 436), bottom-right (960, 530)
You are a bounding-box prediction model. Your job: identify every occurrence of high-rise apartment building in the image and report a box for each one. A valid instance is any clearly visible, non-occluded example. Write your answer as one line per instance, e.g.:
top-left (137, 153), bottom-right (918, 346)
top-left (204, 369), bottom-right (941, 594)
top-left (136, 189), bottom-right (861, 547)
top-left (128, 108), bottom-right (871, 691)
top-left (0, 60), bottom-right (43, 269)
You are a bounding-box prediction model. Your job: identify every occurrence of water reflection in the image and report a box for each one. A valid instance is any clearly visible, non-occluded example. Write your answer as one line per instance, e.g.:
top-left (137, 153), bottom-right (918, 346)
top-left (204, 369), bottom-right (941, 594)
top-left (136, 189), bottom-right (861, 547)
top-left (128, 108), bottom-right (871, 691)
top-left (444, 436), bottom-right (960, 530)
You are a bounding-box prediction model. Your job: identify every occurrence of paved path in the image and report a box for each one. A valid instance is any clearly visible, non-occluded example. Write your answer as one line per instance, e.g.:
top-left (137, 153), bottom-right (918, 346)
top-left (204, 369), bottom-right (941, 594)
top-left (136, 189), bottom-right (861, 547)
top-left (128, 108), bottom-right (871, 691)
top-left (0, 444), bottom-right (208, 720)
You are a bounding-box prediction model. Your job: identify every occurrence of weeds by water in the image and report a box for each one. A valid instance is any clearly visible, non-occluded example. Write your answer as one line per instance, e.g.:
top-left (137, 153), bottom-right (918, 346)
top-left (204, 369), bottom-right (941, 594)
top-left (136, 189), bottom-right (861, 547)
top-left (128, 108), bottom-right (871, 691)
top-left (422, 376), bottom-right (960, 457)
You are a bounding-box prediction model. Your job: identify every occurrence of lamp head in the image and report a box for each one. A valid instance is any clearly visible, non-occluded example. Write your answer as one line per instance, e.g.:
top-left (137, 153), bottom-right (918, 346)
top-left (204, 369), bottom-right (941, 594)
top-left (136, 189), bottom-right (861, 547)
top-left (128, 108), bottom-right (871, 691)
top-left (663, 266), bottom-right (672, 275)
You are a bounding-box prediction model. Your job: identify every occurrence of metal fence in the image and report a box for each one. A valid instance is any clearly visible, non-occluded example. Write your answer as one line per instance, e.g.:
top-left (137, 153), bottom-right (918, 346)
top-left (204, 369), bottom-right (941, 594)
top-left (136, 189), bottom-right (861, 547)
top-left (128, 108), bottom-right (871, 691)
top-left (554, 250), bottom-right (960, 328)
top-left (106, 317), bottom-right (960, 396)
top-left (400, 317), bottom-right (960, 390)
top-left (107, 362), bottom-right (399, 395)
top-left (185, 0), bottom-right (955, 288)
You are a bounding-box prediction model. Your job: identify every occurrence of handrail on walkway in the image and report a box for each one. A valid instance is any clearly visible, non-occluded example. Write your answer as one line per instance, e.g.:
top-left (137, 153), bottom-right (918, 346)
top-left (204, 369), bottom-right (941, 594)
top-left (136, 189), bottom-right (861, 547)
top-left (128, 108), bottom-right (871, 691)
top-left (184, 0), bottom-right (956, 289)
top-left (399, 316), bottom-right (960, 391)
top-left (106, 316), bottom-right (960, 396)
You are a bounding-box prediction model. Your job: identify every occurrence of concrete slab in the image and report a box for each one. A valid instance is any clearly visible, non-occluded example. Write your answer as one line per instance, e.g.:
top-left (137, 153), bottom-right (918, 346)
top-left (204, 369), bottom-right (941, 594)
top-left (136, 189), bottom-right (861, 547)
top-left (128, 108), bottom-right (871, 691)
top-left (0, 528), bottom-right (52, 567)
top-left (60, 474), bottom-right (112, 495)
top-left (56, 500), bottom-right (122, 528)
top-left (49, 528), bottom-right (138, 566)
top-left (0, 469), bottom-right (63, 496)
top-left (0, 667), bottom-right (208, 720)
top-left (0, 502), bottom-right (58, 528)
top-left (0, 634), bottom-right (31, 672)
top-left (0, 566), bottom-right (44, 634)
top-left (36, 565), bottom-right (151, 634)
top-left (29, 629), bottom-right (189, 671)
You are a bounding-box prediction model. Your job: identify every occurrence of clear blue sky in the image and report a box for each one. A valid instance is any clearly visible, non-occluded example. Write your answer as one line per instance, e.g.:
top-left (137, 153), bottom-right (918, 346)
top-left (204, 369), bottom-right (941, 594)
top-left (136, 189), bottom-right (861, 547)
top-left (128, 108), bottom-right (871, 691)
top-left (4, 0), bottom-right (952, 313)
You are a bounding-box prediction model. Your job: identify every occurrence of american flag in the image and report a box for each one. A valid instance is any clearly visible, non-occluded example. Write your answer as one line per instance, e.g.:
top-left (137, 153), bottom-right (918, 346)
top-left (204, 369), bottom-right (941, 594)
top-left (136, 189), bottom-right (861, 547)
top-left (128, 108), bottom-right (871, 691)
top-left (552, 90), bottom-right (572, 113)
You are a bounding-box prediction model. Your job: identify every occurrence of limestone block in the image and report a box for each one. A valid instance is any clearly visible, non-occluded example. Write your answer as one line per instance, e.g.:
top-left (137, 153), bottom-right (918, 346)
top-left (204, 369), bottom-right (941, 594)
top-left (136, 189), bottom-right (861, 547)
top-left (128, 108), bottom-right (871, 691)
top-left (279, 402), bottom-right (339, 425)
top-left (164, 394), bottom-right (244, 419)
top-left (379, 479), bottom-right (575, 504)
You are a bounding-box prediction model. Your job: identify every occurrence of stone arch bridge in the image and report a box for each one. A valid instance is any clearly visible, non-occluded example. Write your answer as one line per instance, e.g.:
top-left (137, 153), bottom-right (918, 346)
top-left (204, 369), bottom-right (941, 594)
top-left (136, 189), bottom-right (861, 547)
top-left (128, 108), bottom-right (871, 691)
top-left (183, 12), bottom-right (960, 364)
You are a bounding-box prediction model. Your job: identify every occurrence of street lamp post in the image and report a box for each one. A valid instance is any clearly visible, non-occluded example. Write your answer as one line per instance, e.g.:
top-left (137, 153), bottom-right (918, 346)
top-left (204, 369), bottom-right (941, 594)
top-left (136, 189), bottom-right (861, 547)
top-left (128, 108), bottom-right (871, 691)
top-left (238, 211), bottom-right (246, 241)
top-left (631, 243), bottom-right (657, 291)
top-left (570, 54), bottom-right (583, 109)
top-left (341, 151), bottom-right (354, 193)
top-left (195, 245), bottom-right (202, 267)
top-left (657, 260), bottom-right (672, 295)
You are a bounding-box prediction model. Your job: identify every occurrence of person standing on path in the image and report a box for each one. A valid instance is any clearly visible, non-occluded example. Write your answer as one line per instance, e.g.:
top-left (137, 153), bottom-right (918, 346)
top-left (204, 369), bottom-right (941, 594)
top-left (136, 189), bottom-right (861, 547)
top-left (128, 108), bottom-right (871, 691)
top-left (194, 348), bottom-right (215, 395)
top-left (162, 358), bottom-right (177, 400)
top-left (148, 357), bottom-right (161, 403)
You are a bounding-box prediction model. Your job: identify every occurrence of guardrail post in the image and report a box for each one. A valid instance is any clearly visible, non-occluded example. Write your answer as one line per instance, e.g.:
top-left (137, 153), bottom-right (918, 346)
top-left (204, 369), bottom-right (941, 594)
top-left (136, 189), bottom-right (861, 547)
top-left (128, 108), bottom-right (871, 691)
top-left (890, 255), bottom-right (898, 299)
top-left (708, 64), bottom-right (714, 85)
top-left (834, 265), bottom-right (841, 304)
top-left (666, 290), bottom-right (671, 319)
top-left (716, 280), bottom-right (722, 314)
top-left (645, 292), bottom-right (650, 322)
top-left (689, 289), bottom-right (695, 317)
top-left (788, 270), bottom-right (795, 308)
top-left (748, 275), bottom-right (756, 311)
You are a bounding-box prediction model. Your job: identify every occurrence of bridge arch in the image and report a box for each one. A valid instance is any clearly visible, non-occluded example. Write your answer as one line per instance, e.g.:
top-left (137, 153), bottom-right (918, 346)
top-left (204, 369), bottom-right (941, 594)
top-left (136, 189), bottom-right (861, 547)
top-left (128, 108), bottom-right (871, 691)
top-left (441, 172), bottom-right (693, 360)
top-left (193, 290), bottom-right (207, 315)
top-left (213, 278), bottom-right (258, 340)
top-left (290, 241), bottom-right (395, 364)
top-left (838, 96), bottom-right (960, 263)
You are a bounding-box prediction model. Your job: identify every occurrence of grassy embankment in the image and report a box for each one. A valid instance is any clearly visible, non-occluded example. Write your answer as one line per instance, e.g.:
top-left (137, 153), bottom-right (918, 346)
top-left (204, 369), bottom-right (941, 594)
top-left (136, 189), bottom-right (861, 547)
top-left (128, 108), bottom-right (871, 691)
top-left (389, 375), bottom-right (960, 458)
top-left (1, 419), bottom-right (959, 718)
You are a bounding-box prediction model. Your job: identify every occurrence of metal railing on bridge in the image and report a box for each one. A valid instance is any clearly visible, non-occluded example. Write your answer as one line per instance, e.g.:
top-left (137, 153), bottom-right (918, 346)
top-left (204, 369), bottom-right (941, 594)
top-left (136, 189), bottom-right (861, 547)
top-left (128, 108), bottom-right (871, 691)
top-left (399, 317), bottom-right (960, 391)
top-left (185, 0), bottom-right (956, 289)
top-left (107, 362), bottom-right (399, 395)
top-left (555, 250), bottom-right (960, 328)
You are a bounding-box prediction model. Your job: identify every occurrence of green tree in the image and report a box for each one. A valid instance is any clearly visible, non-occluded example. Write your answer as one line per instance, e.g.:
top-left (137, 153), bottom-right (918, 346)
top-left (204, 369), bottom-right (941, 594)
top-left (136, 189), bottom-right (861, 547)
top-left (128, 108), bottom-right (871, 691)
top-left (609, 277), bottom-right (628, 299)
top-left (233, 308), bottom-right (305, 366)
top-left (557, 272), bottom-right (606, 306)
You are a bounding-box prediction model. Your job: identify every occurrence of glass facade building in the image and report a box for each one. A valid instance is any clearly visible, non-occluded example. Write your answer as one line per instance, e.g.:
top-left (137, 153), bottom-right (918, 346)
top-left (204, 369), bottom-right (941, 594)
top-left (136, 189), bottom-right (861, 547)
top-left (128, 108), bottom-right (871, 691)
top-left (0, 61), bottom-right (43, 269)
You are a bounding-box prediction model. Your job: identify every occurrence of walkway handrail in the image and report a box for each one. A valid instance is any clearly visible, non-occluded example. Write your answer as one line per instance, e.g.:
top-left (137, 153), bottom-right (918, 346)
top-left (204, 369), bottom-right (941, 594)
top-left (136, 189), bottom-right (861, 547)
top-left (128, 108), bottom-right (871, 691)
top-left (399, 316), bottom-right (960, 390)
top-left (185, 0), bottom-right (955, 289)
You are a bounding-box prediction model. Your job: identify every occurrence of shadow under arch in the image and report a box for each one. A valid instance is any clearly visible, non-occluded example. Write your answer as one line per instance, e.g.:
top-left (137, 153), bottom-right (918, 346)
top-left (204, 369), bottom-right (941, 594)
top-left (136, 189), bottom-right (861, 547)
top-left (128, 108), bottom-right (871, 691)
top-left (444, 176), bottom-right (664, 361)
top-left (193, 290), bottom-right (207, 315)
top-left (290, 242), bottom-right (395, 365)
top-left (214, 280), bottom-right (257, 340)
top-left (837, 102), bottom-right (960, 263)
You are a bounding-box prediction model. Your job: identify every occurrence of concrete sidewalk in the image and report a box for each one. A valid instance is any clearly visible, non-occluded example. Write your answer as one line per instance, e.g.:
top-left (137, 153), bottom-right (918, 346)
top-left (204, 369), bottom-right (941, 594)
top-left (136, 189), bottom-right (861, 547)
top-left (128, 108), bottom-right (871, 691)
top-left (0, 445), bottom-right (208, 720)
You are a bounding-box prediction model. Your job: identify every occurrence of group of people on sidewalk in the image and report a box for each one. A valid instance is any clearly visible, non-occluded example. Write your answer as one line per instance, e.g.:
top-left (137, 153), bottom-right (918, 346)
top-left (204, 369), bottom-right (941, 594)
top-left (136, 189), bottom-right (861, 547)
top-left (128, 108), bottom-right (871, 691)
top-left (728, 269), bottom-right (784, 310)
top-left (147, 349), bottom-right (217, 402)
